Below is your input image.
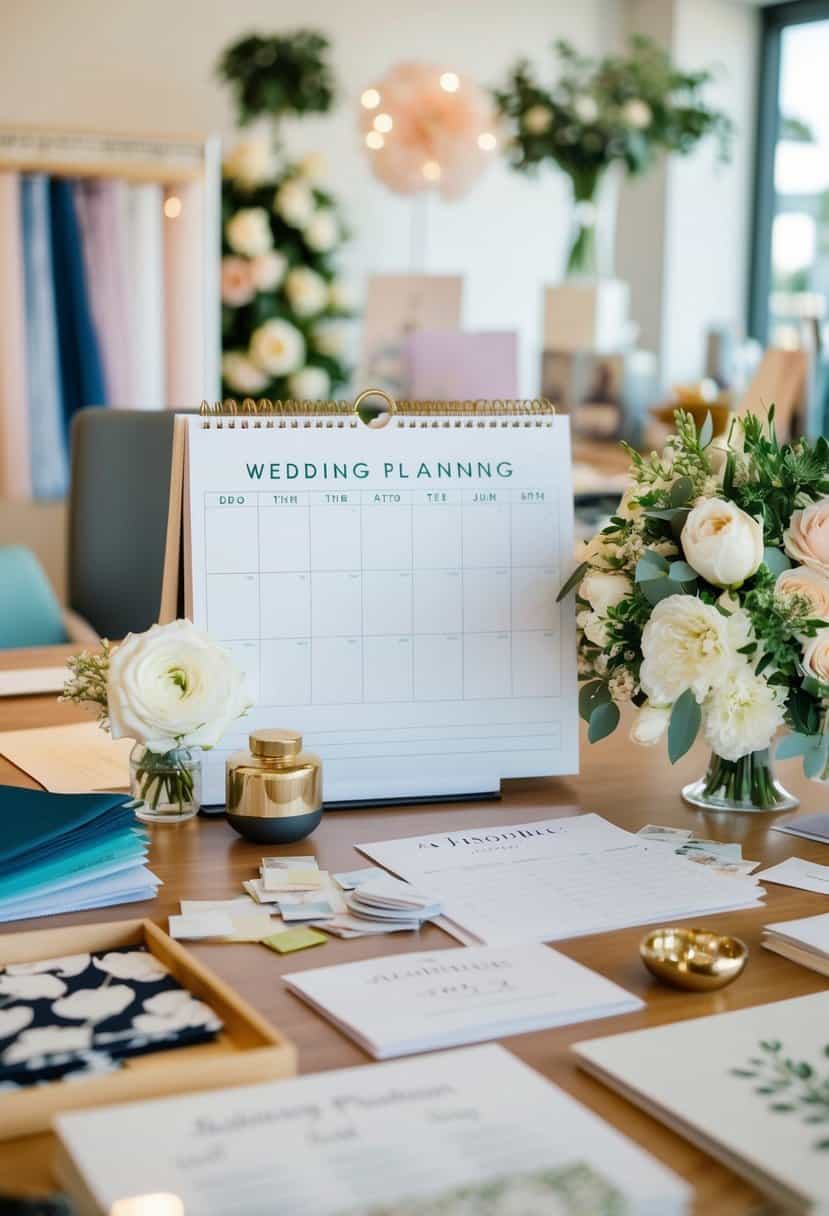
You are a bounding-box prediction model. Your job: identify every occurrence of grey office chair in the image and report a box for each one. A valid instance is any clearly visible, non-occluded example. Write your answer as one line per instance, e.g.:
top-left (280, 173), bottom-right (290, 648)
top-left (69, 409), bottom-right (179, 639)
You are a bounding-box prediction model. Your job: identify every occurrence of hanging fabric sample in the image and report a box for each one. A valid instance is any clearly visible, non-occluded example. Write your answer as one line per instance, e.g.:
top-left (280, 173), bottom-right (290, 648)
top-left (74, 178), bottom-right (132, 407)
top-left (0, 172), bottom-right (31, 499)
top-left (125, 182), bottom-right (165, 408)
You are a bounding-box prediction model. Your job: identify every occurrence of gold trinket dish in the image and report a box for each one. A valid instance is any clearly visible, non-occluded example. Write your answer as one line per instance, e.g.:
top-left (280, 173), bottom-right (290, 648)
top-left (640, 927), bottom-right (748, 991)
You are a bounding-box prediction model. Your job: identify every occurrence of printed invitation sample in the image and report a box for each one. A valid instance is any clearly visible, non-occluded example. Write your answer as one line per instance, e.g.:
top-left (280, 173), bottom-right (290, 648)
top-left (574, 992), bottom-right (829, 1214)
top-left (178, 412), bottom-right (577, 803)
top-left (283, 943), bottom-right (643, 1058)
top-left (360, 813), bottom-right (764, 945)
top-left (55, 1044), bottom-right (690, 1216)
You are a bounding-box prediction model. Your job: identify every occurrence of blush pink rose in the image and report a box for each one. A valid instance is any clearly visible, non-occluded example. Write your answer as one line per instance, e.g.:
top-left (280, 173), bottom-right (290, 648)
top-left (221, 256), bottom-right (255, 307)
top-left (776, 565), bottom-right (829, 626)
top-left (784, 498), bottom-right (829, 577)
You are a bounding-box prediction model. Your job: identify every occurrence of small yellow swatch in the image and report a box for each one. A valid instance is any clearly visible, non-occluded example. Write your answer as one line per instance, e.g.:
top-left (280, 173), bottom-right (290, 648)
top-left (262, 927), bottom-right (328, 954)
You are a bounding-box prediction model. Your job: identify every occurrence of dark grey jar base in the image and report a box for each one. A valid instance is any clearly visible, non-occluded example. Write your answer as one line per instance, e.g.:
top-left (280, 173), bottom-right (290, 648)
top-left (226, 809), bottom-right (323, 844)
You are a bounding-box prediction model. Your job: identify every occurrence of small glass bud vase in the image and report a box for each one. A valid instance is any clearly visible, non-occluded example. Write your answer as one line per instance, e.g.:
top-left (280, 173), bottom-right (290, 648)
top-left (129, 744), bottom-right (201, 823)
top-left (682, 748), bottom-right (798, 815)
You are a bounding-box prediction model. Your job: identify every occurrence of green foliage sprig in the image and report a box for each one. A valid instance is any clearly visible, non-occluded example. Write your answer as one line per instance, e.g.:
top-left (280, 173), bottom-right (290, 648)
top-left (731, 1039), bottom-right (829, 1151)
top-left (217, 31), bottom-right (335, 127)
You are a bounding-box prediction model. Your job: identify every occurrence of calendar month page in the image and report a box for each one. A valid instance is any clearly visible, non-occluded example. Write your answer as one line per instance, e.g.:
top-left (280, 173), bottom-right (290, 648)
top-left (183, 414), bottom-right (577, 804)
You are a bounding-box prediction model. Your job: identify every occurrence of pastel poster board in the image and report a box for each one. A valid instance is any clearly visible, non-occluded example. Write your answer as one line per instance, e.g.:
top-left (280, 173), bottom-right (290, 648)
top-left (358, 274), bottom-right (462, 395)
top-left (179, 410), bottom-right (578, 805)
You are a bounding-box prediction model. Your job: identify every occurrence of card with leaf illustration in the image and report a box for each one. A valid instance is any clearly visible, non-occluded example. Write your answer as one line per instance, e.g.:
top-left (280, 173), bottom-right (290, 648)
top-left (574, 992), bottom-right (829, 1213)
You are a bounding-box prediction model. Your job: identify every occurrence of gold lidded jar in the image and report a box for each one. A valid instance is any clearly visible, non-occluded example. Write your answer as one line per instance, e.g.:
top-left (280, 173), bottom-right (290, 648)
top-left (225, 729), bottom-right (323, 844)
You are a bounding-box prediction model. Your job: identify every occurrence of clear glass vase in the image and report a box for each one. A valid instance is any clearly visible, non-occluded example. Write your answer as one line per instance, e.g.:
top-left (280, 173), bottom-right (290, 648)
top-left (564, 163), bottom-right (621, 279)
top-left (129, 744), bottom-right (201, 823)
top-left (682, 749), bottom-right (799, 814)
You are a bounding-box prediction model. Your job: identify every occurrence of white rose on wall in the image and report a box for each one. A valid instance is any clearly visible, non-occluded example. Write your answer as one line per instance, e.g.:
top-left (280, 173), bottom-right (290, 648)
top-left (225, 207), bottom-right (273, 258)
top-left (784, 498), bottom-right (829, 578)
top-left (107, 620), bottom-right (249, 753)
top-left (639, 594), bottom-right (732, 705)
top-left (622, 98), bottom-right (652, 129)
top-left (250, 250), bottom-right (288, 292)
top-left (327, 279), bottom-right (353, 312)
top-left (304, 209), bottom-right (338, 253)
top-left (223, 137), bottom-right (277, 190)
top-left (680, 498), bottom-right (763, 588)
top-left (312, 320), bottom-right (348, 357)
top-left (274, 179), bottom-right (314, 228)
top-left (297, 151), bottom-right (327, 181)
top-left (573, 94), bottom-right (599, 124)
top-left (702, 663), bottom-right (786, 761)
top-left (522, 104), bottom-right (553, 134)
top-left (288, 366), bottom-right (330, 401)
top-left (249, 319), bottom-right (305, 377)
top-left (221, 352), bottom-right (269, 396)
top-left (285, 266), bottom-right (328, 318)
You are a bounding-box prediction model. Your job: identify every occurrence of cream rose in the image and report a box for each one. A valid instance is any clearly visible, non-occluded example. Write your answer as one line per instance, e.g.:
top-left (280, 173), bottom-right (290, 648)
top-left (776, 565), bottom-right (829, 627)
top-left (250, 251), bottom-right (287, 292)
top-left (221, 351), bottom-right (269, 395)
top-left (223, 137), bottom-right (276, 189)
top-left (580, 571), bottom-right (631, 615)
top-left (522, 104), bottom-right (553, 134)
top-left (573, 94), bottom-right (599, 123)
top-left (327, 279), bottom-right (353, 312)
top-left (249, 319), bottom-right (305, 377)
top-left (297, 151), bottom-right (327, 181)
top-left (288, 366), bottom-right (330, 400)
top-left (702, 662), bottom-right (786, 761)
top-left (680, 498), bottom-right (763, 588)
top-left (630, 704), bottom-right (670, 746)
top-left (802, 631), bottom-right (829, 684)
top-left (107, 621), bottom-right (249, 753)
top-left (622, 98), bottom-right (652, 129)
top-left (304, 209), bottom-right (338, 253)
top-left (313, 320), bottom-right (348, 357)
top-left (274, 179), bottom-right (314, 228)
top-left (285, 267), bottom-right (328, 318)
top-left (640, 594), bottom-right (733, 705)
top-left (784, 498), bottom-right (829, 577)
top-left (225, 208), bottom-right (273, 257)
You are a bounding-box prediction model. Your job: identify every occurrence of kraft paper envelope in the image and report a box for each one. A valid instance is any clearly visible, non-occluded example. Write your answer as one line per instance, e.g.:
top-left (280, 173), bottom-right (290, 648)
top-left (0, 720), bottom-right (132, 792)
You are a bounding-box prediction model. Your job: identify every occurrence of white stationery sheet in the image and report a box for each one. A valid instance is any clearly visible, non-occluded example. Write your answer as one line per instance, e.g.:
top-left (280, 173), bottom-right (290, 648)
top-left (284, 943), bottom-right (643, 1058)
top-left (183, 414), bottom-right (578, 804)
top-left (0, 665), bottom-right (67, 697)
top-left (55, 1044), bottom-right (690, 1216)
top-left (574, 992), bottom-right (829, 1213)
top-left (756, 856), bottom-right (829, 895)
top-left (359, 813), bottom-right (764, 946)
top-left (763, 911), bottom-right (829, 976)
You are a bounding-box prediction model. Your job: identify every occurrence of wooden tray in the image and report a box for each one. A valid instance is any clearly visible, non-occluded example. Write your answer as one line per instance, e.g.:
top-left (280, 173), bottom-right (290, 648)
top-left (0, 918), bottom-right (296, 1140)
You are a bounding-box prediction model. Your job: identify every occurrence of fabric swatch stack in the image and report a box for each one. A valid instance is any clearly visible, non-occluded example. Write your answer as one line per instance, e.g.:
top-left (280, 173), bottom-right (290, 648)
top-left (0, 785), bottom-right (159, 922)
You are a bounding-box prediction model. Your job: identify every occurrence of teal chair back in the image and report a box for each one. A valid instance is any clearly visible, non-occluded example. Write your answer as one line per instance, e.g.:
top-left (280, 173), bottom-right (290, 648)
top-left (0, 545), bottom-right (68, 649)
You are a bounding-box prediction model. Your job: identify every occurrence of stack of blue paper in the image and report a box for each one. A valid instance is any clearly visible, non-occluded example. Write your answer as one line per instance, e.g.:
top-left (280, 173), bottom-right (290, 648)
top-left (0, 787), bottom-right (160, 922)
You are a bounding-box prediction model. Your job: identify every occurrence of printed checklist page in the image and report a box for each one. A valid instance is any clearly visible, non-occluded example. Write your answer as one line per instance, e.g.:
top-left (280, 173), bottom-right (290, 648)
top-left (184, 414), bottom-right (577, 803)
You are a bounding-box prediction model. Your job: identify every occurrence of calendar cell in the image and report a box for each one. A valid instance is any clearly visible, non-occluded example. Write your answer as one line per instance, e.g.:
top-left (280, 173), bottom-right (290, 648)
top-left (462, 503), bottom-right (510, 566)
top-left (362, 571), bottom-right (413, 636)
top-left (206, 573), bottom-right (259, 640)
top-left (261, 638), bottom-right (311, 705)
top-left (463, 568), bottom-right (510, 633)
top-left (312, 637), bottom-right (363, 704)
top-left (222, 640), bottom-right (261, 703)
top-left (412, 506), bottom-right (461, 569)
top-left (311, 571), bottom-right (363, 636)
top-left (463, 632), bottom-right (512, 699)
top-left (258, 506), bottom-right (310, 572)
top-left (414, 569), bottom-right (462, 634)
top-left (512, 631), bottom-right (560, 697)
top-left (511, 503), bottom-right (558, 566)
top-left (310, 504), bottom-right (361, 570)
top-left (364, 636), bottom-right (413, 703)
top-left (259, 572), bottom-right (310, 638)
top-left (511, 568), bottom-right (559, 631)
top-left (413, 634), bottom-right (463, 701)
top-left (361, 504), bottom-right (412, 570)
top-left (205, 505), bottom-right (258, 574)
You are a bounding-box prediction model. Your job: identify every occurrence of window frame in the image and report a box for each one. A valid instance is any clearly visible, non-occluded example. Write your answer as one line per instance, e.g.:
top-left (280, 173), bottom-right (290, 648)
top-left (749, 0), bottom-right (829, 342)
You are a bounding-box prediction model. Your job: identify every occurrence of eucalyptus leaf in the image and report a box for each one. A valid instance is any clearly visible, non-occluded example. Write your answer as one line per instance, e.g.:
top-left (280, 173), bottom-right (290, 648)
top-left (668, 560), bottom-right (697, 582)
top-left (588, 700), bottom-right (620, 744)
top-left (670, 476), bottom-right (694, 508)
top-left (667, 689), bottom-right (701, 764)
top-left (763, 547), bottom-right (792, 576)
top-left (803, 740), bottom-right (829, 780)
top-left (698, 411), bottom-right (713, 450)
top-left (578, 680), bottom-right (610, 723)
top-left (635, 550), bottom-right (670, 582)
top-left (557, 561), bottom-right (588, 602)
top-left (639, 577), bottom-right (680, 606)
top-left (775, 732), bottom-right (816, 761)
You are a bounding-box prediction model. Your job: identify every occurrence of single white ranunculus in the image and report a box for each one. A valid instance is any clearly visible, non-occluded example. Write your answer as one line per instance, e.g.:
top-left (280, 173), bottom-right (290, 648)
top-left (522, 104), bottom-right (553, 135)
top-left (312, 320), bottom-right (348, 357)
top-left (702, 661), bottom-right (786, 761)
top-left (801, 630), bottom-right (829, 685)
top-left (288, 365), bottom-right (330, 400)
top-left (223, 137), bottom-right (276, 189)
top-left (225, 207), bottom-right (273, 257)
top-left (573, 94), bottom-right (599, 124)
top-left (274, 179), bottom-right (314, 228)
top-left (680, 498), bottom-right (764, 588)
top-left (580, 571), bottom-right (631, 615)
top-left (221, 351), bottom-right (269, 396)
top-left (249, 319), bottom-right (305, 377)
top-left (640, 594), bottom-right (733, 705)
top-left (304, 209), bottom-right (338, 253)
top-left (250, 250), bottom-right (287, 292)
top-left (107, 620), bottom-right (249, 753)
top-left (285, 266), bottom-right (328, 318)
top-left (621, 98), bottom-right (652, 129)
top-left (630, 703), bottom-right (670, 746)
top-left (783, 497), bottom-right (829, 578)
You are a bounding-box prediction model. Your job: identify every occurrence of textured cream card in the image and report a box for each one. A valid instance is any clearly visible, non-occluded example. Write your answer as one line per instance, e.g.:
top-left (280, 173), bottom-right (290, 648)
top-left (0, 721), bottom-right (132, 792)
top-left (0, 666), bottom-right (68, 697)
top-left (756, 856), bottom-right (829, 895)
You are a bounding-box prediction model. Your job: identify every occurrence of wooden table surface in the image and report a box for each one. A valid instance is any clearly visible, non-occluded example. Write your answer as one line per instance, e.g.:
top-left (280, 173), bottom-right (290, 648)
top-left (1, 646), bottom-right (828, 1213)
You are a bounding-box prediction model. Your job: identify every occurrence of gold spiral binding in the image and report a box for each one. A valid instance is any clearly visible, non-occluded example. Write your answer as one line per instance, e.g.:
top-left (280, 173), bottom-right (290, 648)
top-left (200, 392), bottom-right (556, 429)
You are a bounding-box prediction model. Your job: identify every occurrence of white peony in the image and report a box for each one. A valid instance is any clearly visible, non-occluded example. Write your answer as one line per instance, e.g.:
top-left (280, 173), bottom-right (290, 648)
top-left (640, 594), bottom-right (734, 705)
top-left (630, 703), bottom-right (670, 746)
top-left (522, 104), bottom-right (553, 135)
top-left (573, 94), bottom-right (599, 124)
top-left (304, 209), bottom-right (338, 253)
top-left (312, 320), bottom-right (348, 357)
top-left (702, 662), bottom-right (786, 761)
top-left (107, 620), bottom-right (249, 753)
top-left (225, 207), bottom-right (273, 257)
top-left (622, 98), bottom-right (652, 129)
top-left (221, 352), bottom-right (269, 396)
top-left (580, 571), bottom-right (631, 614)
top-left (288, 366), bottom-right (330, 400)
top-left (285, 266), bottom-right (328, 318)
top-left (250, 250), bottom-right (287, 292)
top-left (680, 498), bottom-right (764, 588)
top-left (327, 279), bottom-right (353, 312)
top-left (249, 318), bottom-right (305, 377)
top-left (274, 179), bottom-right (314, 227)
top-left (297, 151), bottom-right (327, 181)
top-left (223, 137), bottom-right (276, 189)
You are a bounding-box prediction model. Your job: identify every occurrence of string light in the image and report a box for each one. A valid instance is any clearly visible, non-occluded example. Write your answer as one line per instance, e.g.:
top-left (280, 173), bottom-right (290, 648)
top-left (477, 132), bottom-right (497, 151)
top-left (365, 131), bottom-right (384, 150)
top-left (163, 195), bottom-right (182, 219)
top-left (361, 88), bottom-right (381, 109)
top-left (439, 71), bottom-right (460, 93)
top-left (422, 160), bottom-right (441, 181)
top-left (373, 113), bottom-right (393, 133)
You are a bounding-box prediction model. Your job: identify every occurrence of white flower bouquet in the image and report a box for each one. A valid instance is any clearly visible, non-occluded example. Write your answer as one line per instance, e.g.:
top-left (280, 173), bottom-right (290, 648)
top-left (63, 620), bottom-right (249, 819)
top-left (559, 410), bottom-right (829, 811)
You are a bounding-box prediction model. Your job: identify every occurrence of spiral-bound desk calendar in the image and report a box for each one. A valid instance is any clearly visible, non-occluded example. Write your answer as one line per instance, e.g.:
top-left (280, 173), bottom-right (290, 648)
top-left (160, 392), bottom-right (578, 806)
